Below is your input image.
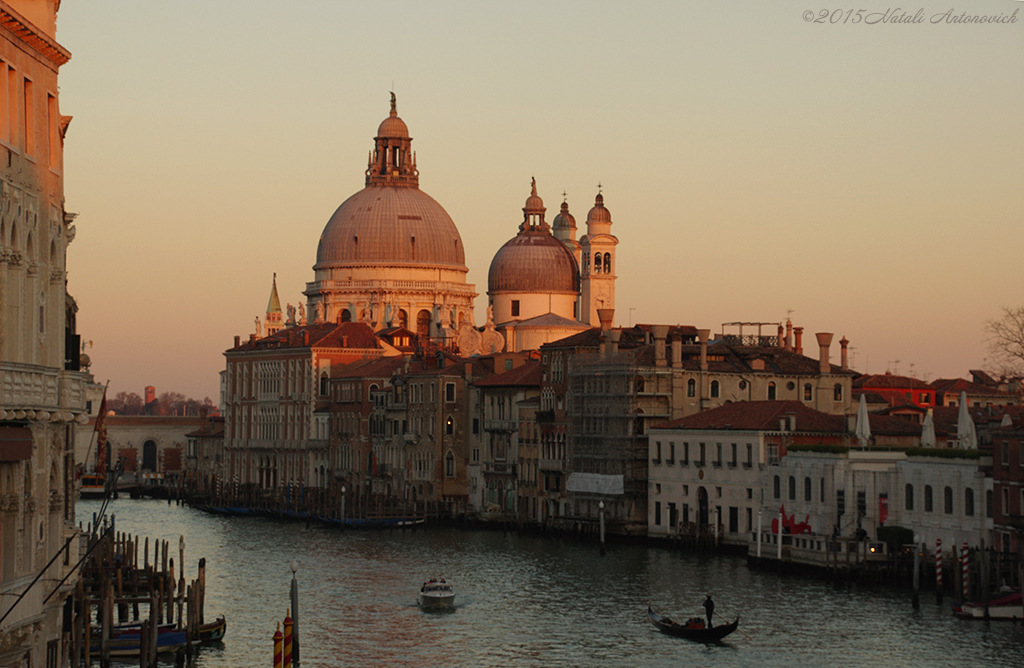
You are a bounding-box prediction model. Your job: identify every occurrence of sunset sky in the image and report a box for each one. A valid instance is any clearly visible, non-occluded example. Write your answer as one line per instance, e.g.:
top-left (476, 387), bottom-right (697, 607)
top-left (56, 1), bottom-right (1023, 401)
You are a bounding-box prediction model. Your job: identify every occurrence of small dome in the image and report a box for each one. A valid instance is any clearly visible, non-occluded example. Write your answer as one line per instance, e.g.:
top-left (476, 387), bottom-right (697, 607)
top-left (378, 114), bottom-right (409, 139)
top-left (552, 201), bottom-right (576, 231)
top-left (488, 233), bottom-right (579, 294)
top-left (586, 193), bottom-right (611, 223)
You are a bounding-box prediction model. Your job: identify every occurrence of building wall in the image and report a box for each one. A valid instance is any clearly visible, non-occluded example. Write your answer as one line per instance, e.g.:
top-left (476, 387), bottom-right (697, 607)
top-left (0, 4), bottom-right (81, 666)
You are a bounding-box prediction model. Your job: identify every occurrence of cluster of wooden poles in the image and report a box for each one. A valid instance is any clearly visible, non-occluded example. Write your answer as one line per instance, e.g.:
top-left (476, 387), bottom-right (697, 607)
top-left (71, 520), bottom-right (208, 667)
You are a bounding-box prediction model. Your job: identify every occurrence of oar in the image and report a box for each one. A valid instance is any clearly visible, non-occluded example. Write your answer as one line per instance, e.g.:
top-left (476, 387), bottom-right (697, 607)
top-left (716, 611), bottom-right (753, 642)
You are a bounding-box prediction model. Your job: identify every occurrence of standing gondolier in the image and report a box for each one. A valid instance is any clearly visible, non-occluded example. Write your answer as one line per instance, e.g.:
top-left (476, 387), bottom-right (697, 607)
top-left (703, 595), bottom-right (715, 628)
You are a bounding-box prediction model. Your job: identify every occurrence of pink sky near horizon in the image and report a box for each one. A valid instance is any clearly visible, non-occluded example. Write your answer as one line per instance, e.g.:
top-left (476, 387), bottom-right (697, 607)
top-left (53, 1), bottom-right (1023, 401)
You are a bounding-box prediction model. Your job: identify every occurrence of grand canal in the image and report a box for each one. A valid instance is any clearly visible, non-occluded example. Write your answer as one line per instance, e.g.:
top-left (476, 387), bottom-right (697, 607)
top-left (78, 499), bottom-right (1022, 667)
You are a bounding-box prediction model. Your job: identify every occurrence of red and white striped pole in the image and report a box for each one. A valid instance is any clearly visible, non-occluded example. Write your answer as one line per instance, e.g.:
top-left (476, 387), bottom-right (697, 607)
top-left (935, 539), bottom-right (943, 602)
top-left (961, 542), bottom-right (970, 600)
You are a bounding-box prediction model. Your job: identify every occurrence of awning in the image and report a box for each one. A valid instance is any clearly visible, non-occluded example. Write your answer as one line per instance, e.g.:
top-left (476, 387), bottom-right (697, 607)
top-left (0, 426), bottom-right (33, 461)
top-left (566, 472), bottom-right (624, 495)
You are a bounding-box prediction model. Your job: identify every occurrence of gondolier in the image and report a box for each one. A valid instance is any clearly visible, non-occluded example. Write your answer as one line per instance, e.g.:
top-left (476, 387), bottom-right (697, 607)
top-left (703, 595), bottom-right (715, 628)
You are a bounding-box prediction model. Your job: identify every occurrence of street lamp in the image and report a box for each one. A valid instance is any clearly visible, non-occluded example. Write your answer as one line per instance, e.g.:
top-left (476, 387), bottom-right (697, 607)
top-left (598, 501), bottom-right (606, 556)
top-left (290, 560), bottom-right (299, 664)
top-left (340, 484), bottom-right (346, 522)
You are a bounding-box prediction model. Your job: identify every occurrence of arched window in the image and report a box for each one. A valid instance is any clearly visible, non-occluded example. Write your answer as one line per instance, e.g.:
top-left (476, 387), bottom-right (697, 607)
top-left (788, 476), bottom-right (796, 500)
top-left (833, 384), bottom-right (843, 401)
top-left (803, 384), bottom-right (813, 401)
top-left (710, 380), bottom-right (720, 398)
top-left (924, 485), bottom-right (933, 512)
top-left (767, 382), bottom-right (777, 400)
top-left (773, 475), bottom-right (781, 499)
top-left (445, 416), bottom-right (454, 435)
top-left (416, 309), bottom-right (432, 338)
top-left (687, 379), bottom-right (696, 398)
top-left (445, 451), bottom-right (455, 477)
top-left (593, 252), bottom-right (602, 273)
top-left (905, 484), bottom-right (914, 511)
top-left (603, 253), bottom-right (611, 273)
top-left (944, 486), bottom-right (954, 514)
top-left (804, 477), bottom-right (812, 502)
top-left (965, 488), bottom-right (975, 516)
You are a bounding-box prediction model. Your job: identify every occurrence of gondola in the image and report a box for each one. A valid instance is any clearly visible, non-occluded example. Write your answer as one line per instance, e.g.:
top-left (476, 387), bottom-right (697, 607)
top-left (647, 605), bottom-right (739, 642)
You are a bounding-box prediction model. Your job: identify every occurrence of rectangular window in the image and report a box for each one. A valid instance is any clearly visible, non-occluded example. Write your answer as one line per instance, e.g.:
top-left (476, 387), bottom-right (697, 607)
top-left (654, 501), bottom-right (662, 526)
top-left (857, 490), bottom-right (867, 517)
top-left (23, 77), bottom-right (33, 156)
top-left (713, 444), bottom-right (721, 467)
top-left (472, 417), bottom-right (479, 434)
top-left (511, 300), bottom-right (520, 317)
top-left (836, 490), bottom-right (846, 518)
top-left (445, 382), bottom-right (456, 402)
top-left (47, 93), bottom-right (58, 169)
top-left (1003, 441), bottom-right (1010, 467)
top-left (745, 444), bottom-right (752, 468)
top-left (729, 443), bottom-right (737, 467)
top-left (697, 443), bottom-right (705, 467)
top-left (681, 442), bottom-right (689, 465)
top-left (0, 61), bottom-right (7, 143)
top-left (667, 442), bottom-right (674, 464)
top-left (653, 441), bottom-right (661, 464)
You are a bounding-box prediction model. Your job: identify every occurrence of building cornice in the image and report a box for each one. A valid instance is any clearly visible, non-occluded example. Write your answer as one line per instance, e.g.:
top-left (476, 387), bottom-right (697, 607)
top-left (0, 3), bottom-right (70, 67)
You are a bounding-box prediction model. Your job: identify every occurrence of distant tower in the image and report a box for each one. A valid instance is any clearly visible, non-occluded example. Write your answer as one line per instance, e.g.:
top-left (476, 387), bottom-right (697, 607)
top-left (579, 190), bottom-right (618, 326)
top-left (265, 273), bottom-right (283, 336)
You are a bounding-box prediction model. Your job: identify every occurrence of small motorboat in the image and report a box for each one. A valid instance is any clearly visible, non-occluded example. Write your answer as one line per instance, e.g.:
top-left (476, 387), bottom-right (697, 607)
top-left (647, 605), bottom-right (739, 642)
top-left (89, 626), bottom-right (186, 657)
top-left (197, 615), bottom-right (227, 642)
top-left (953, 591), bottom-right (1023, 620)
top-left (418, 578), bottom-right (455, 609)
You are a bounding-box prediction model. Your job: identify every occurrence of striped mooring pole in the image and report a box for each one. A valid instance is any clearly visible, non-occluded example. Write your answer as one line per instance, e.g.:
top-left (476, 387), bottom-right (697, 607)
top-left (961, 542), bottom-right (970, 600)
top-left (273, 622), bottom-right (283, 668)
top-left (935, 539), bottom-right (943, 603)
top-left (283, 610), bottom-right (293, 668)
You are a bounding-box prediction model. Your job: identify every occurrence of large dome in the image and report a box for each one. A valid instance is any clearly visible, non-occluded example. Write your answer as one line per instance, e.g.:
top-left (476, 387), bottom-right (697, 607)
top-left (315, 186), bottom-right (467, 269)
top-left (488, 232), bottom-right (579, 294)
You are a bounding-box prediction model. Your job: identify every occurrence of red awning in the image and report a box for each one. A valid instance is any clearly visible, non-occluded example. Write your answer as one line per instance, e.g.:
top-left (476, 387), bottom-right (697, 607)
top-left (0, 426), bottom-right (33, 461)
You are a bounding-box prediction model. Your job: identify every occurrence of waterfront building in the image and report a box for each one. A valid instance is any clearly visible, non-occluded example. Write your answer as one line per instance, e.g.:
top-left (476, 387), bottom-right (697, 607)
top-left (0, 3), bottom-right (85, 666)
top-left (184, 412), bottom-right (225, 497)
top-left (541, 321), bottom-right (856, 535)
top-left (221, 321), bottom-right (396, 496)
top-left (647, 400), bottom-right (922, 544)
top-left (76, 414), bottom-right (203, 477)
top-left (304, 95), bottom-right (477, 338)
top-left (472, 360), bottom-right (541, 519)
top-left (990, 418), bottom-right (1024, 553)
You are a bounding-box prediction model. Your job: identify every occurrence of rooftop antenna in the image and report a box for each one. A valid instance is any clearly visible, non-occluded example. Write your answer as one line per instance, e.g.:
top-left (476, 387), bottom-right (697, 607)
top-left (909, 362), bottom-right (916, 378)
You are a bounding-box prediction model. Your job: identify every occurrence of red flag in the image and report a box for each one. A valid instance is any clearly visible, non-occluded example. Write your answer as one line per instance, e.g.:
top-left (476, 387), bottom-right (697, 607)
top-left (879, 495), bottom-right (889, 525)
top-left (95, 393), bottom-right (108, 477)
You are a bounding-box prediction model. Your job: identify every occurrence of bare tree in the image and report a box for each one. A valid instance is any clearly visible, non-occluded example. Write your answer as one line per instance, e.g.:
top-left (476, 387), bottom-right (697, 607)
top-left (984, 306), bottom-right (1024, 378)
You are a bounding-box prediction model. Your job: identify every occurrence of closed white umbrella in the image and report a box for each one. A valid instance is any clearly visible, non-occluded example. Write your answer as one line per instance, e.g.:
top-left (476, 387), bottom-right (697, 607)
top-left (855, 394), bottom-right (872, 449)
top-left (921, 409), bottom-right (936, 448)
top-left (956, 391), bottom-right (977, 450)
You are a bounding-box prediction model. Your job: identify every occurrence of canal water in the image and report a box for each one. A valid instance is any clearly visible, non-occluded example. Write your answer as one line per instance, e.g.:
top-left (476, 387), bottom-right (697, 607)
top-left (78, 499), bottom-right (1023, 668)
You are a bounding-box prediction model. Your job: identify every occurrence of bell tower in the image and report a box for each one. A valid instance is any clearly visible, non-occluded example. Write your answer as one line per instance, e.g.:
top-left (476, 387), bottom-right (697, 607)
top-left (579, 189), bottom-right (618, 327)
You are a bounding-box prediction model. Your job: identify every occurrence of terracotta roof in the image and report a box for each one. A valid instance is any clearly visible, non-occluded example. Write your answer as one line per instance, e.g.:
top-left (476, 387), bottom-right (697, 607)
top-left (930, 377), bottom-right (1014, 398)
top-left (474, 361), bottom-right (541, 388)
top-left (652, 400), bottom-right (920, 436)
top-left (853, 373), bottom-right (931, 390)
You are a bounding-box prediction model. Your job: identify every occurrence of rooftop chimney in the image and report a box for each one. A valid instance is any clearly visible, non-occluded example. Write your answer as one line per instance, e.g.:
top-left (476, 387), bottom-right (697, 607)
top-left (609, 328), bottom-right (622, 354)
top-left (597, 308), bottom-right (614, 332)
top-left (671, 334), bottom-right (682, 369)
top-left (816, 332), bottom-right (834, 374)
top-left (840, 336), bottom-right (849, 371)
top-left (652, 325), bottom-right (669, 367)
top-left (785, 320), bottom-right (793, 351)
top-left (145, 386), bottom-right (156, 404)
top-left (234, 335), bottom-right (241, 348)
top-left (794, 327), bottom-right (804, 356)
top-left (698, 329), bottom-right (711, 371)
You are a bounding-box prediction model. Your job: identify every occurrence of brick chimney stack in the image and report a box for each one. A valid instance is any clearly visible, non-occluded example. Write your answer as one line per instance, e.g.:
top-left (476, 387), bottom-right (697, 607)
top-left (652, 325), bottom-right (669, 367)
top-left (698, 329), bottom-right (711, 371)
top-left (816, 333), bottom-right (834, 374)
top-left (609, 329), bottom-right (622, 354)
top-left (840, 336), bottom-right (849, 371)
top-left (671, 334), bottom-right (682, 369)
top-left (794, 327), bottom-right (804, 356)
top-left (785, 320), bottom-right (793, 351)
